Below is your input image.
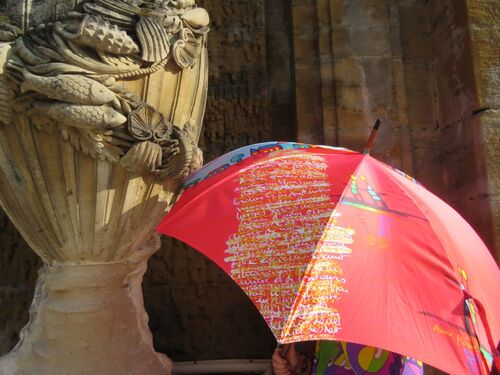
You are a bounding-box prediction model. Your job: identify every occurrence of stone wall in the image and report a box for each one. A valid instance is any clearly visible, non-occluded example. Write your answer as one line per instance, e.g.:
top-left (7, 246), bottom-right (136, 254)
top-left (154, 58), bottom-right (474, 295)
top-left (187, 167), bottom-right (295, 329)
top-left (428, 0), bottom-right (494, 256)
top-left (286, 0), bottom-right (497, 254)
top-left (1, 0), bottom-right (498, 368)
top-left (466, 0), bottom-right (500, 258)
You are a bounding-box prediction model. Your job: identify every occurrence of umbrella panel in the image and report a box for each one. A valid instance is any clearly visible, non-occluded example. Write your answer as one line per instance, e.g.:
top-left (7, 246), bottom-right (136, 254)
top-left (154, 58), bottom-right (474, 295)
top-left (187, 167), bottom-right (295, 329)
top-left (159, 145), bottom-right (500, 375)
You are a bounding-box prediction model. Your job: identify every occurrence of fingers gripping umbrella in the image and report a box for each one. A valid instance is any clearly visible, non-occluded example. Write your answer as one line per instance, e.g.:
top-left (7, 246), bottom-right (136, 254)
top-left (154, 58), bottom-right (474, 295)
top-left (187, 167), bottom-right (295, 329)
top-left (157, 139), bottom-right (500, 375)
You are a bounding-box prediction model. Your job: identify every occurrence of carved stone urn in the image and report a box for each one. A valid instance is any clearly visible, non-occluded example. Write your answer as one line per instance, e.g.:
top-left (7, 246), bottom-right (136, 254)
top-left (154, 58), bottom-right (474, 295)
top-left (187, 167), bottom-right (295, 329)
top-left (0, 1), bottom-right (208, 374)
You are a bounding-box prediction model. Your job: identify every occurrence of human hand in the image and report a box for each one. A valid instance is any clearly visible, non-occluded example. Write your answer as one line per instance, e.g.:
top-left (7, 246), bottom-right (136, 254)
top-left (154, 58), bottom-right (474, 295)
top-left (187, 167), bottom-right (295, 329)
top-left (272, 346), bottom-right (292, 375)
top-left (272, 343), bottom-right (309, 375)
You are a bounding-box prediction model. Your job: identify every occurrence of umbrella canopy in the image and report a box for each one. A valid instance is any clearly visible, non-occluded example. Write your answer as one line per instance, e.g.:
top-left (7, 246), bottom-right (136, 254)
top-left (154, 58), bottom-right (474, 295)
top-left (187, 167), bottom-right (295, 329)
top-left (158, 141), bottom-right (500, 375)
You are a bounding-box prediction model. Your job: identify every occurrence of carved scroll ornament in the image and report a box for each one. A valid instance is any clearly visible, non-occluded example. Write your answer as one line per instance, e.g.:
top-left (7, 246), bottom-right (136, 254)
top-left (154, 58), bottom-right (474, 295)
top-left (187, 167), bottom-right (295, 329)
top-left (0, 0), bottom-right (209, 178)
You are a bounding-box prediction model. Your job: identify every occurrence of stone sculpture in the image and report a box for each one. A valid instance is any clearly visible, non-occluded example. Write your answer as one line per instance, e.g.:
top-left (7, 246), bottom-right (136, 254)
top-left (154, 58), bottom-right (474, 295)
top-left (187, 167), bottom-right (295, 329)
top-left (0, 0), bottom-right (209, 374)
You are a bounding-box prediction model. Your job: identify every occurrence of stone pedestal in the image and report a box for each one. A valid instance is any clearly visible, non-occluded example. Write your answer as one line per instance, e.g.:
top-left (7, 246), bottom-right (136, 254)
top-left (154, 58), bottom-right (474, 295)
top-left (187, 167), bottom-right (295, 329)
top-left (0, 260), bottom-right (171, 375)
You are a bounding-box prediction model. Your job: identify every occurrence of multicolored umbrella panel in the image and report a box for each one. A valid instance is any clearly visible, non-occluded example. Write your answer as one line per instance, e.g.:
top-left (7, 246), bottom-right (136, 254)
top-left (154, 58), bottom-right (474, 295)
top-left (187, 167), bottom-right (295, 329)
top-left (311, 340), bottom-right (424, 375)
top-left (158, 142), bottom-right (500, 375)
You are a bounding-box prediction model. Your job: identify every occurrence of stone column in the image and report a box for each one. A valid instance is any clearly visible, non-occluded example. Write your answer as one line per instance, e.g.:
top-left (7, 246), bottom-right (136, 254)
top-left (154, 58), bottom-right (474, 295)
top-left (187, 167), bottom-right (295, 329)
top-left (0, 1), bottom-right (209, 374)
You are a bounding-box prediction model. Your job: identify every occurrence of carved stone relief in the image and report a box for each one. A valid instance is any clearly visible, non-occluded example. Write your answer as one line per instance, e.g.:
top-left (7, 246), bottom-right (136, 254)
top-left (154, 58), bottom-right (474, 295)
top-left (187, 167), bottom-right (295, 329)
top-left (0, 0), bottom-right (209, 177)
top-left (0, 1), bottom-right (209, 374)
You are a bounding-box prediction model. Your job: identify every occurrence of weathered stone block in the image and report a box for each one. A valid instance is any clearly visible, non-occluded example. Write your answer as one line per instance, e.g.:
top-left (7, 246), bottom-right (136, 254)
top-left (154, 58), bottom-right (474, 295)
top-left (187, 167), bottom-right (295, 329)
top-left (398, 1), bottom-right (432, 62)
top-left (409, 128), bottom-right (445, 195)
top-left (403, 63), bottom-right (437, 129)
top-left (331, 28), bottom-right (392, 58)
top-left (330, 0), bottom-right (390, 29)
top-left (467, 0), bottom-right (500, 27)
top-left (334, 57), bottom-right (395, 128)
top-left (468, 27), bottom-right (500, 107)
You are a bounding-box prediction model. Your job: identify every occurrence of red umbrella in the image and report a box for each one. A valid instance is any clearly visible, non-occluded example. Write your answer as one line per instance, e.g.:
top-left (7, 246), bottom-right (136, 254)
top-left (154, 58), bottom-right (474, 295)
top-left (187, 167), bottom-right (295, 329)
top-left (157, 140), bottom-right (500, 375)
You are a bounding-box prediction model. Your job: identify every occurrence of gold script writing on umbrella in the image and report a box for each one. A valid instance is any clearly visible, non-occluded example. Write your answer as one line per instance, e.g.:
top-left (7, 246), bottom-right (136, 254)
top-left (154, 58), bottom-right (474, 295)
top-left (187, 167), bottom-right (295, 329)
top-left (224, 151), bottom-right (355, 340)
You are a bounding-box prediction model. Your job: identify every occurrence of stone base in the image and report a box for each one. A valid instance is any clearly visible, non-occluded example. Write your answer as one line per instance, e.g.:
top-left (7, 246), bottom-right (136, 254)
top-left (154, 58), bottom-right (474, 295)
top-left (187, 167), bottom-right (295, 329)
top-left (0, 262), bottom-right (171, 375)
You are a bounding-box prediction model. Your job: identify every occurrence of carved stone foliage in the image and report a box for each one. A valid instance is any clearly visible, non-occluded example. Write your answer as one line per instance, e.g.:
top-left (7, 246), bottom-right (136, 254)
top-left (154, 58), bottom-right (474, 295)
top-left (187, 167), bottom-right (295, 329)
top-left (0, 0), bottom-right (209, 178)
